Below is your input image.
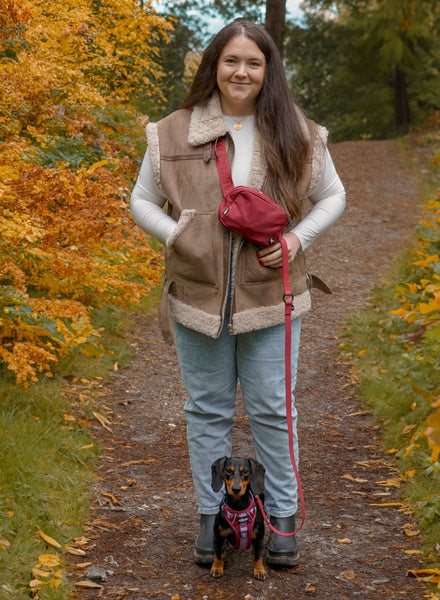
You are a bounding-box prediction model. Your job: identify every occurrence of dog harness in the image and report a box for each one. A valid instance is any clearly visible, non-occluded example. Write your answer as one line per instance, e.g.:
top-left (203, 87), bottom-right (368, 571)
top-left (222, 492), bottom-right (257, 550)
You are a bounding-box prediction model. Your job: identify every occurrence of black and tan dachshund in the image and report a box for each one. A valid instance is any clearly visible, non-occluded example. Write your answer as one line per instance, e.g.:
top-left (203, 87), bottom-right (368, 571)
top-left (210, 456), bottom-right (266, 580)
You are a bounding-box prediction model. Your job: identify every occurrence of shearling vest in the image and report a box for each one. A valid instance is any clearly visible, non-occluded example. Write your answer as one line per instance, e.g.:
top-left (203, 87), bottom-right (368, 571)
top-left (146, 94), bottom-right (328, 344)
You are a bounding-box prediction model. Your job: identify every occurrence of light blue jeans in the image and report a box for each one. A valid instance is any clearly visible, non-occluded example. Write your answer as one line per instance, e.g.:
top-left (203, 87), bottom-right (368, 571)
top-left (173, 316), bottom-right (301, 518)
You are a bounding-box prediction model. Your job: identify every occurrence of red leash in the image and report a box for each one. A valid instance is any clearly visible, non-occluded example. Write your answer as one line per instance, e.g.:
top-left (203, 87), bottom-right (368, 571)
top-left (213, 140), bottom-right (305, 536)
top-left (255, 238), bottom-right (305, 537)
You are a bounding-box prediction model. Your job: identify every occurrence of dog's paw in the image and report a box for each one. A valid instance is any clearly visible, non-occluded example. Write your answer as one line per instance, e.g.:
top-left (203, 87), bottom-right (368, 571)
top-left (210, 557), bottom-right (224, 578)
top-left (253, 559), bottom-right (267, 580)
top-left (210, 565), bottom-right (224, 578)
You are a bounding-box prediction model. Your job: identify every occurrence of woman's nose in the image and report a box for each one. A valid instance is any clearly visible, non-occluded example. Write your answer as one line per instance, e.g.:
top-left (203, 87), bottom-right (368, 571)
top-left (235, 63), bottom-right (247, 77)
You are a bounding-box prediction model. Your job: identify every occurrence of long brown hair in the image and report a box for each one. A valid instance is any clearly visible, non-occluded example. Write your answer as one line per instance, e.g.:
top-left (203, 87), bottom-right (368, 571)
top-left (181, 19), bottom-right (309, 221)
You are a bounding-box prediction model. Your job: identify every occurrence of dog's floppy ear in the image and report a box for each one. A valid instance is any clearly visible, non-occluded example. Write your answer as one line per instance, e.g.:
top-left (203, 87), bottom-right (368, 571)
top-left (249, 458), bottom-right (265, 495)
top-left (211, 456), bottom-right (228, 492)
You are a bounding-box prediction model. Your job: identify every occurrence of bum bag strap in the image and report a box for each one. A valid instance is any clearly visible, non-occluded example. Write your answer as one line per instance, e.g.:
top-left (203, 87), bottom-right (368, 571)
top-left (213, 138), bottom-right (235, 197)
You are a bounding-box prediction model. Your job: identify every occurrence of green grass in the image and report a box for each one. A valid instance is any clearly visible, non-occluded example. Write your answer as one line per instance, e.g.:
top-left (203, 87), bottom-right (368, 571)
top-left (340, 273), bottom-right (440, 560)
top-left (0, 300), bottom-right (157, 599)
top-left (339, 135), bottom-right (440, 583)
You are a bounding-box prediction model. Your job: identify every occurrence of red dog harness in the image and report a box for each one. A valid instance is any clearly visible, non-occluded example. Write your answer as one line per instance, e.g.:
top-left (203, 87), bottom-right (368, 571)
top-left (222, 493), bottom-right (257, 550)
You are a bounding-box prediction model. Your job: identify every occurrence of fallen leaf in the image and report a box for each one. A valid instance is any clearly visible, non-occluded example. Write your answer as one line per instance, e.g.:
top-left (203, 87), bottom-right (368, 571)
top-left (402, 523), bottom-right (420, 537)
top-left (404, 549), bottom-right (422, 555)
top-left (375, 477), bottom-right (401, 487)
top-left (0, 538), bottom-right (10, 550)
top-left (408, 569), bottom-right (440, 576)
top-left (75, 580), bottom-right (103, 588)
top-left (342, 474), bottom-right (368, 483)
top-left (369, 502), bottom-right (402, 507)
top-left (73, 536), bottom-right (89, 546)
top-left (305, 583), bottom-right (316, 593)
top-left (93, 411), bottom-right (112, 431)
top-left (337, 569), bottom-right (356, 581)
top-left (64, 544), bottom-right (86, 555)
top-left (32, 568), bottom-right (50, 578)
top-left (102, 491), bottom-right (120, 505)
top-left (401, 424), bottom-right (416, 435)
top-left (37, 554), bottom-right (61, 567)
top-left (37, 530), bottom-right (61, 549)
top-left (337, 538), bottom-right (352, 544)
top-left (69, 561), bottom-right (93, 569)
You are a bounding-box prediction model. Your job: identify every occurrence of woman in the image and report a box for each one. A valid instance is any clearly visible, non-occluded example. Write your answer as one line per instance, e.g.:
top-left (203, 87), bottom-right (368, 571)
top-left (130, 19), bottom-right (346, 568)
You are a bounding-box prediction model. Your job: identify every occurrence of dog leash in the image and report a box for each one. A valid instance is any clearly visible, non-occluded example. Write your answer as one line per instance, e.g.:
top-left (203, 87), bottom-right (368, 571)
top-left (254, 238), bottom-right (306, 537)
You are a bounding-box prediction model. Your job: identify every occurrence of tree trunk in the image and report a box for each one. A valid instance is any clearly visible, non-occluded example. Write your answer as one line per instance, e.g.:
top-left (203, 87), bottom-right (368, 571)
top-left (265, 0), bottom-right (286, 56)
top-left (393, 66), bottom-right (411, 136)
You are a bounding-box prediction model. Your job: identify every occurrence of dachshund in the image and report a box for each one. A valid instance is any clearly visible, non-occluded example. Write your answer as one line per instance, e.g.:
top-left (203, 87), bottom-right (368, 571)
top-left (210, 456), bottom-right (266, 580)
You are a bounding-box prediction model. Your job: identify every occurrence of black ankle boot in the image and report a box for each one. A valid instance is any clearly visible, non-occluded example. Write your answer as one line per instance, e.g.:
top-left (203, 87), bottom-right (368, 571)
top-left (194, 514), bottom-right (216, 565)
top-left (266, 515), bottom-right (299, 568)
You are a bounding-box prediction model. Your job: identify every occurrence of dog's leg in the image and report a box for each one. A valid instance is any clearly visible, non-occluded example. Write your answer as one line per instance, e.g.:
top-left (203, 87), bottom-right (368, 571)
top-left (210, 553), bottom-right (224, 578)
top-left (252, 535), bottom-right (266, 580)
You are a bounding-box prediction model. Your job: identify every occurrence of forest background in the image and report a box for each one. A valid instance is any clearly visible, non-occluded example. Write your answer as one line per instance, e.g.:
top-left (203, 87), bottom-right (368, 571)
top-left (0, 0), bottom-right (440, 598)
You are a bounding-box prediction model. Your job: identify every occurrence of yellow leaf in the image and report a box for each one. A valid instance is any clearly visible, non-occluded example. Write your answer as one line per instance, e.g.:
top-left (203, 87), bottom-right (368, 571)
top-left (70, 562), bottom-right (93, 569)
top-left (37, 554), bottom-right (61, 567)
top-left (86, 160), bottom-right (109, 174)
top-left (32, 568), bottom-right (50, 578)
top-left (37, 530), bottom-right (62, 549)
top-left (408, 568), bottom-right (440, 579)
top-left (404, 549), bottom-right (422, 555)
top-left (64, 544), bottom-right (86, 556)
top-left (75, 580), bottom-right (103, 588)
top-left (93, 411), bottom-right (112, 431)
top-left (412, 253), bottom-right (440, 268)
top-left (369, 502), bottom-right (402, 507)
top-left (402, 523), bottom-right (420, 537)
top-left (0, 537), bottom-right (10, 550)
top-left (342, 473), bottom-right (368, 483)
top-left (337, 538), bottom-right (352, 544)
top-left (102, 491), bottom-right (120, 504)
top-left (375, 477), bottom-right (401, 488)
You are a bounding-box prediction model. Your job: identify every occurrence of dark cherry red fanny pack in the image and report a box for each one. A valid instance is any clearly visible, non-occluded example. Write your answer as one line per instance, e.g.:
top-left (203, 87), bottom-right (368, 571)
top-left (214, 137), bottom-right (289, 247)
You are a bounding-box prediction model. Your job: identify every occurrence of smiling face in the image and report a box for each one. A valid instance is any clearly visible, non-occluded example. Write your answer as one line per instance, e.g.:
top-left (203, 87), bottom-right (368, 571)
top-left (216, 34), bottom-right (266, 116)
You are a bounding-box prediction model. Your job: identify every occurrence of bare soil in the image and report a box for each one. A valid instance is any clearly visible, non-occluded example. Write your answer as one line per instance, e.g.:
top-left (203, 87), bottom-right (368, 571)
top-left (71, 140), bottom-right (427, 600)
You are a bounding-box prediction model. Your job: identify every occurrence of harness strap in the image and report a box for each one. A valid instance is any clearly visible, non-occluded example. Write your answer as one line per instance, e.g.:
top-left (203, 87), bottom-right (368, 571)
top-left (222, 493), bottom-right (257, 550)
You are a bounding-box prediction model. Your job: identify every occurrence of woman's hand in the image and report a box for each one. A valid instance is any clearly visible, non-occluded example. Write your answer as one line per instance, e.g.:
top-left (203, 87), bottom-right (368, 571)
top-left (256, 232), bottom-right (301, 268)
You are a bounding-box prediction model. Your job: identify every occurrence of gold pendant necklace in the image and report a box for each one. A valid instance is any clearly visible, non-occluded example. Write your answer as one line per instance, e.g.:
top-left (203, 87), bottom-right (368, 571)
top-left (234, 121), bottom-right (242, 130)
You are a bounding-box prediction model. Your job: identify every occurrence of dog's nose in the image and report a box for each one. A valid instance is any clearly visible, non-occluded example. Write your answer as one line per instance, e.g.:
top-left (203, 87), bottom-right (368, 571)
top-left (231, 481), bottom-right (242, 493)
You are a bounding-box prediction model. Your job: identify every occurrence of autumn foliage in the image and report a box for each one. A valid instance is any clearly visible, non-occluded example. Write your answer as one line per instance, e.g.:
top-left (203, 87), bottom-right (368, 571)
top-left (390, 177), bottom-right (440, 465)
top-left (0, 0), bottom-right (171, 385)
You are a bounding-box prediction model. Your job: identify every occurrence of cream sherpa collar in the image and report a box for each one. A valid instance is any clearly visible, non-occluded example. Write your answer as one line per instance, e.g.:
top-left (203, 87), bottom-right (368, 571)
top-left (187, 92), bottom-right (229, 147)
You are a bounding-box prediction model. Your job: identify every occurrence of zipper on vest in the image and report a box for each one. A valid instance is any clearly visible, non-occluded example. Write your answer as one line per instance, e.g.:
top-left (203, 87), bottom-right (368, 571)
top-left (216, 232), bottom-right (233, 338)
top-left (226, 236), bottom-right (245, 335)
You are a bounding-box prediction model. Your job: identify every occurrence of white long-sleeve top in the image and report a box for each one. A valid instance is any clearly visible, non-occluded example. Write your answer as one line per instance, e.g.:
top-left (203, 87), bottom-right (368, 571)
top-left (130, 115), bottom-right (346, 250)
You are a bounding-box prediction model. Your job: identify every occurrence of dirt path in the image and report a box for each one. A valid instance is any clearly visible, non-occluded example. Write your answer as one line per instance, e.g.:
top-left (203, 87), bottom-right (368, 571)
top-left (73, 140), bottom-right (426, 600)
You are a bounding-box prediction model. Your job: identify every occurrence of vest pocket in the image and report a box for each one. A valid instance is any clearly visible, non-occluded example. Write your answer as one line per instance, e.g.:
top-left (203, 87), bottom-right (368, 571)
top-left (167, 210), bottom-right (219, 287)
